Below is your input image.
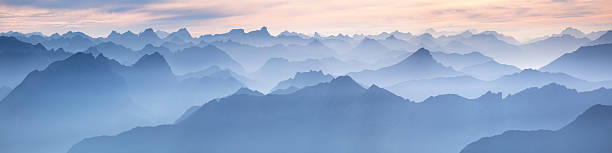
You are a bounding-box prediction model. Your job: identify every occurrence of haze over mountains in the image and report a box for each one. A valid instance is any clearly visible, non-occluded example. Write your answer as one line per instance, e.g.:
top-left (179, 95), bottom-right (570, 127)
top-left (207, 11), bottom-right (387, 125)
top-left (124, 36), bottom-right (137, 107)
top-left (66, 76), bottom-right (612, 153)
top-left (1, 26), bottom-right (611, 153)
top-left (461, 104), bottom-right (612, 153)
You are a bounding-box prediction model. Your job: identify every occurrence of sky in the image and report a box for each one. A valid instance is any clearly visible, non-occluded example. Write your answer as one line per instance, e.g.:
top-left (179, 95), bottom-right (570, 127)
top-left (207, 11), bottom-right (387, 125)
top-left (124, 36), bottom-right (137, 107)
top-left (1, 0), bottom-right (611, 41)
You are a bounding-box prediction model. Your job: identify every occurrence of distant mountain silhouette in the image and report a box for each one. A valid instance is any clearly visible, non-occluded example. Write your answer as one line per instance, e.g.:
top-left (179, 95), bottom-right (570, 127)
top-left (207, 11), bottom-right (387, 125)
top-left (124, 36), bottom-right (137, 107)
top-left (387, 76), bottom-right (490, 101)
top-left (212, 39), bottom-right (339, 71)
top-left (479, 31), bottom-right (521, 45)
top-left (461, 104), bottom-right (612, 153)
top-left (520, 34), bottom-right (590, 67)
top-left (587, 31), bottom-right (612, 45)
top-left (0, 53), bottom-right (149, 153)
top-left (556, 27), bottom-right (587, 38)
top-left (201, 27), bottom-right (295, 47)
top-left (106, 28), bottom-right (163, 50)
top-left (271, 70), bottom-right (334, 92)
top-left (375, 50), bottom-right (498, 72)
top-left (250, 57), bottom-right (318, 88)
top-left (175, 69), bottom-right (245, 110)
top-left (163, 45), bottom-right (245, 74)
top-left (251, 57), bottom-right (368, 90)
top-left (118, 52), bottom-right (181, 122)
top-left (378, 35), bottom-right (418, 51)
top-left (349, 48), bottom-right (462, 86)
top-left (66, 76), bottom-right (612, 153)
top-left (451, 33), bottom-right (523, 65)
top-left (17, 31), bottom-right (99, 52)
top-left (431, 51), bottom-right (494, 69)
top-left (0, 36), bottom-right (72, 87)
top-left (344, 38), bottom-right (395, 63)
top-left (387, 69), bottom-right (610, 101)
top-left (540, 43), bottom-right (612, 81)
top-left (84, 41), bottom-right (138, 64)
top-left (165, 28), bottom-right (194, 44)
top-left (460, 60), bottom-right (521, 80)
top-left (233, 87), bottom-right (264, 96)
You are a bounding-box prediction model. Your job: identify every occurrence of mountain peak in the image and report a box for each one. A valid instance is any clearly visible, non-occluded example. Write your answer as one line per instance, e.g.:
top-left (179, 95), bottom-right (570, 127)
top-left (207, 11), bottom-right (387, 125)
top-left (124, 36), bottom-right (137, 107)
top-left (233, 87), bottom-right (264, 96)
top-left (122, 31), bottom-right (137, 37)
top-left (561, 27), bottom-right (585, 37)
top-left (563, 104), bottom-right (612, 131)
top-left (476, 91), bottom-right (502, 102)
top-left (132, 52), bottom-right (171, 70)
top-left (140, 28), bottom-right (159, 37)
top-left (396, 48), bottom-right (435, 64)
top-left (385, 35), bottom-right (398, 40)
top-left (143, 28), bottom-right (154, 33)
top-left (412, 48), bottom-right (432, 57)
top-left (178, 28), bottom-right (188, 32)
top-left (108, 31), bottom-right (121, 38)
top-left (167, 28), bottom-right (193, 40)
top-left (328, 76), bottom-right (363, 89)
top-left (588, 30), bottom-right (612, 45)
top-left (247, 26), bottom-right (271, 37)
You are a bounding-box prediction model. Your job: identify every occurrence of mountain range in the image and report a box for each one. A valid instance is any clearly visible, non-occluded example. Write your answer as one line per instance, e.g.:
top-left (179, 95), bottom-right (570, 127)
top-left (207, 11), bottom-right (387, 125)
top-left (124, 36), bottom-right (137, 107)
top-left (387, 69), bottom-right (611, 101)
top-left (1, 26), bottom-right (612, 153)
top-left (349, 48), bottom-right (462, 86)
top-left (541, 43), bottom-right (612, 81)
top-left (0, 36), bottom-right (72, 87)
top-left (66, 76), bottom-right (612, 153)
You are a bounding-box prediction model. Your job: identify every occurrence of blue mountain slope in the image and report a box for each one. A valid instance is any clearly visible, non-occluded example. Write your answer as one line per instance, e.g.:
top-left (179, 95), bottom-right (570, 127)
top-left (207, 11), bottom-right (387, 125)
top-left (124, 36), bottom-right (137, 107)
top-left (271, 70), bottom-right (334, 92)
top-left (0, 53), bottom-right (149, 153)
top-left (461, 104), bottom-right (612, 153)
top-left (0, 36), bottom-right (72, 87)
top-left (67, 76), bottom-right (612, 153)
top-left (540, 43), bottom-right (612, 81)
top-left (349, 48), bottom-right (462, 86)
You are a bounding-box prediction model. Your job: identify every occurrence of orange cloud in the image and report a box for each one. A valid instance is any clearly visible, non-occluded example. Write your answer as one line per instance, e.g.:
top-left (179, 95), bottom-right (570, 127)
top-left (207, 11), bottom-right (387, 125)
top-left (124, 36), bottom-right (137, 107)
top-left (1, 0), bottom-right (611, 41)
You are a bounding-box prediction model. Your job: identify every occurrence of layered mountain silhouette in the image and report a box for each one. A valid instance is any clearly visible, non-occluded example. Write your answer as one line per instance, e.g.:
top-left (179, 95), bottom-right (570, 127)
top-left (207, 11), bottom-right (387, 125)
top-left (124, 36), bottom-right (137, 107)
top-left (3, 31), bottom-right (99, 52)
top-left (232, 87), bottom-right (265, 96)
top-left (271, 70), bottom-right (334, 92)
top-left (201, 27), bottom-right (314, 47)
top-left (66, 76), bottom-right (612, 153)
top-left (540, 43), bottom-right (612, 81)
top-left (106, 28), bottom-right (162, 50)
top-left (165, 28), bottom-right (194, 44)
top-left (378, 35), bottom-right (418, 51)
top-left (461, 104), bottom-right (612, 153)
top-left (212, 39), bottom-right (339, 71)
top-left (0, 53), bottom-right (149, 153)
top-left (349, 48), bottom-right (461, 86)
top-left (587, 30), bottom-right (612, 45)
top-left (430, 51), bottom-right (494, 69)
top-left (344, 37), bottom-right (396, 63)
top-left (161, 45), bottom-right (245, 74)
top-left (520, 34), bottom-right (591, 67)
top-left (387, 69), bottom-right (610, 101)
top-left (3, 27), bottom-right (612, 153)
top-left (460, 60), bottom-right (521, 80)
top-left (251, 57), bottom-right (368, 90)
top-left (0, 36), bottom-right (72, 87)
top-left (84, 41), bottom-right (138, 64)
